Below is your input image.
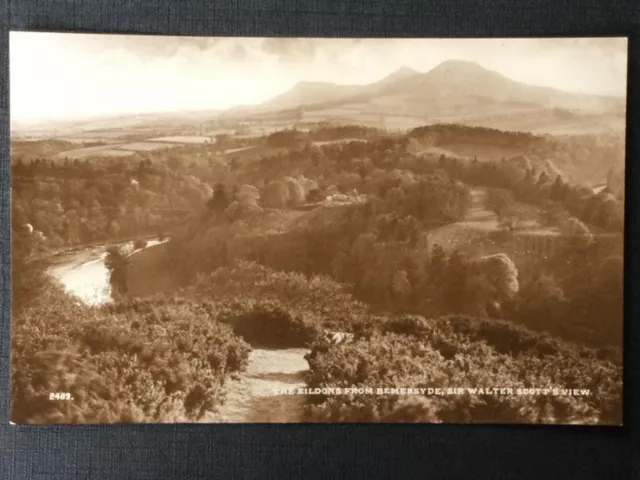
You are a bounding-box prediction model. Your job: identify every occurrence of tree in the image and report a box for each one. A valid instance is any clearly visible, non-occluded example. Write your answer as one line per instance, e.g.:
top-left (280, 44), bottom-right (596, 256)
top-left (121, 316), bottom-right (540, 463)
top-left (11, 209), bottom-right (47, 314)
top-left (591, 194), bottom-right (623, 231)
top-left (167, 156), bottom-right (182, 171)
top-left (498, 204), bottom-right (529, 232)
top-left (208, 183), bottom-right (230, 211)
top-left (105, 247), bottom-right (129, 298)
top-left (476, 253), bottom-right (519, 300)
top-left (516, 273), bottom-right (565, 327)
top-left (307, 188), bottom-right (325, 203)
top-left (226, 184), bottom-right (262, 222)
top-left (539, 200), bottom-right (567, 227)
top-left (236, 184), bottom-right (261, 211)
top-left (215, 134), bottom-right (232, 151)
top-left (429, 244), bottom-right (447, 284)
top-left (224, 201), bottom-right (242, 223)
top-left (486, 188), bottom-right (514, 220)
top-left (391, 270), bottom-right (411, 304)
top-left (385, 187), bottom-right (407, 213)
top-left (282, 177), bottom-right (306, 206)
top-left (262, 180), bottom-right (289, 208)
top-left (444, 250), bottom-right (468, 312)
top-left (550, 176), bottom-right (567, 202)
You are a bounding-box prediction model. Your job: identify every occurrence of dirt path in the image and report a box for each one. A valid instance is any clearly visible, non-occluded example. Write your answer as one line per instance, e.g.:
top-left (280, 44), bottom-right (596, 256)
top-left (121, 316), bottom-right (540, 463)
top-left (209, 348), bottom-right (310, 423)
top-left (462, 188), bottom-right (496, 224)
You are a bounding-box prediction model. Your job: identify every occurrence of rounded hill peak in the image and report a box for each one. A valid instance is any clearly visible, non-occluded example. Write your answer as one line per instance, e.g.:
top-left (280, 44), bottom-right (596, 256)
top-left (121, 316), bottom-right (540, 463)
top-left (429, 59), bottom-right (493, 75)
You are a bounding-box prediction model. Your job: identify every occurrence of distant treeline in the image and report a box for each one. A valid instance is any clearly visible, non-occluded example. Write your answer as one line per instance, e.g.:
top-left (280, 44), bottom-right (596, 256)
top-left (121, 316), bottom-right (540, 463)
top-left (11, 158), bottom-right (211, 250)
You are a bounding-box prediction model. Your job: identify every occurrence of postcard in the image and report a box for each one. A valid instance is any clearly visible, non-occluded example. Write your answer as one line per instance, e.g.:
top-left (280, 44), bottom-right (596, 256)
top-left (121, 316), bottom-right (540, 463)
top-left (9, 33), bottom-right (626, 424)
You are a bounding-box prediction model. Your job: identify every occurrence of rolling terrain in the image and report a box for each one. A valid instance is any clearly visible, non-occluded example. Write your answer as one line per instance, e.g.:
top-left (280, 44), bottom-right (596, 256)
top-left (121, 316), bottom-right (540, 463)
top-left (224, 60), bottom-right (626, 135)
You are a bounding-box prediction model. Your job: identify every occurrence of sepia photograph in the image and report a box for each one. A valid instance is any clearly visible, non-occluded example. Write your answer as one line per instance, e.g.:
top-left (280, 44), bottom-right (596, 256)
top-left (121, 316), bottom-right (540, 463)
top-left (9, 33), bottom-right (626, 425)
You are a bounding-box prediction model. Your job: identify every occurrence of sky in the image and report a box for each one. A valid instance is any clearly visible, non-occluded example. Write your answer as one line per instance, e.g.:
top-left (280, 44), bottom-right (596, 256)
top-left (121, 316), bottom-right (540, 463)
top-left (9, 33), bottom-right (628, 124)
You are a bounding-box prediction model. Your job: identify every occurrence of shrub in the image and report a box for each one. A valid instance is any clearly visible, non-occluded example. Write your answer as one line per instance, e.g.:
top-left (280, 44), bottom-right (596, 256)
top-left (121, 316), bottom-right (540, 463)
top-left (11, 294), bottom-right (251, 424)
top-left (188, 260), bottom-right (368, 326)
top-left (215, 300), bottom-right (322, 348)
top-left (304, 314), bottom-right (622, 425)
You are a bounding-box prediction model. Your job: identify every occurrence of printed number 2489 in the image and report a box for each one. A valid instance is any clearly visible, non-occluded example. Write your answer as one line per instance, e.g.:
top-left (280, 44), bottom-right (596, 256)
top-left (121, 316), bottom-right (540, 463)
top-left (49, 392), bottom-right (73, 400)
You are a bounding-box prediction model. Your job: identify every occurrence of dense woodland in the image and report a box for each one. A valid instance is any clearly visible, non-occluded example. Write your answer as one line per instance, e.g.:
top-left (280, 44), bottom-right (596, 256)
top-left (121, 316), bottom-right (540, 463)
top-left (11, 123), bottom-right (624, 424)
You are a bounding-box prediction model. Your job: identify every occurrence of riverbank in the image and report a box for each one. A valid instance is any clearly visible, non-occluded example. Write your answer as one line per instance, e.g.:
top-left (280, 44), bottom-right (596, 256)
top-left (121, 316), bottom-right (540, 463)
top-left (46, 237), bottom-right (168, 305)
top-left (125, 242), bottom-right (180, 297)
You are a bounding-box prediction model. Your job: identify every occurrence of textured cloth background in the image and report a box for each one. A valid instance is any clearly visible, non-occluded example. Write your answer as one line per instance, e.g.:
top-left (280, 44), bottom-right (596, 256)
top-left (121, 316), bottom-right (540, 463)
top-left (1, 1), bottom-right (639, 478)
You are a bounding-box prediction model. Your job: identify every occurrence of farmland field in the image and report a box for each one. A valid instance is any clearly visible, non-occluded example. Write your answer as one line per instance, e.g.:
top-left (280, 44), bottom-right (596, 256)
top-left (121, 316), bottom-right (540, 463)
top-left (54, 145), bottom-right (136, 159)
top-left (148, 136), bottom-right (215, 144)
top-left (312, 138), bottom-right (366, 146)
top-left (115, 142), bottom-right (175, 151)
top-left (58, 137), bottom-right (121, 144)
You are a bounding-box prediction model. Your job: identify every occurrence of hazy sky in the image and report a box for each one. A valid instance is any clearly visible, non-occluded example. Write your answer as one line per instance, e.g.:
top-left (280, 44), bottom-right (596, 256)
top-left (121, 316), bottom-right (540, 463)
top-left (10, 33), bottom-right (627, 123)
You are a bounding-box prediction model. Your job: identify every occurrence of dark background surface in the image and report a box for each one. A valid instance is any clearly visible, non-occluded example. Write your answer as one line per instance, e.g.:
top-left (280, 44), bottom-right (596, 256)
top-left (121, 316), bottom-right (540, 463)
top-left (1, 1), bottom-right (639, 478)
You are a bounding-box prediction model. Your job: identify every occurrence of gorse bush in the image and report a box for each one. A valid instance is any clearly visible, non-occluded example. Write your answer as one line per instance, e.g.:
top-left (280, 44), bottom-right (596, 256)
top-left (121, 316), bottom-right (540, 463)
top-left (11, 292), bottom-right (251, 424)
top-left (182, 261), bottom-right (372, 346)
top-left (304, 314), bottom-right (622, 425)
top-left (187, 260), bottom-right (368, 327)
top-left (210, 300), bottom-right (323, 348)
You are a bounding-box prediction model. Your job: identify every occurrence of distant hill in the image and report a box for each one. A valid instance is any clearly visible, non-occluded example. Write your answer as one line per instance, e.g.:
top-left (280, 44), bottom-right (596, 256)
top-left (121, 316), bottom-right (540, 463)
top-left (262, 66), bottom-right (421, 111)
top-left (376, 60), bottom-right (618, 111)
top-left (224, 60), bottom-right (625, 135)
top-left (406, 124), bottom-right (625, 186)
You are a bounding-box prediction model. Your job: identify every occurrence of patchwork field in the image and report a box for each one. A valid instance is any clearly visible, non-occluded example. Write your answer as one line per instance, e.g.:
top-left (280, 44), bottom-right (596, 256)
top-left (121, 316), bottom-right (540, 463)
top-left (54, 145), bottom-right (137, 159)
top-left (58, 137), bottom-right (120, 144)
top-left (116, 142), bottom-right (174, 151)
top-left (312, 138), bottom-right (367, 146)
top-left (147, 136), bottom-right (215, 144)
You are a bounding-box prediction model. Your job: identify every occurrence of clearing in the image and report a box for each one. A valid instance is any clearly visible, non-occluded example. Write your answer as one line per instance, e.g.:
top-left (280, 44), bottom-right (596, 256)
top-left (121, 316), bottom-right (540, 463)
top-left (426, 187), bottom-right (552, 256)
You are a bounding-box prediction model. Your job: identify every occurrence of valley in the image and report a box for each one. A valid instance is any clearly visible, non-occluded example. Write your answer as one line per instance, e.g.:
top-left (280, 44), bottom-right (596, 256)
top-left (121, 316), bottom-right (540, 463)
top-left (10, 57), bottom-right (625, 426)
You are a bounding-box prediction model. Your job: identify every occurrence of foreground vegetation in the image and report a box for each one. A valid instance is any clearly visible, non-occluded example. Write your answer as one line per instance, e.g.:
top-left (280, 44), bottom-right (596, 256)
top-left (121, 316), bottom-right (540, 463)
top-left (11, 250), bottom-right (622, 425)
top-left (304, 314), bottom-right (621, 424)
top-left (11, 287), bottom-right (251, 424)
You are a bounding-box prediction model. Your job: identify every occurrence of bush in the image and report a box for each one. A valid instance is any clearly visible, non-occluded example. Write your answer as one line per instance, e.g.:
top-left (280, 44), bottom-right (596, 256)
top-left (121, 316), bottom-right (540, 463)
top-left (304, 314), bottom-right (622, 425)
top-left (11, 293), bottom-right (251, 424)
top-left (188, 260), bottom-right (368, 326)
top-left (214, 300), bottom-right (322, 348)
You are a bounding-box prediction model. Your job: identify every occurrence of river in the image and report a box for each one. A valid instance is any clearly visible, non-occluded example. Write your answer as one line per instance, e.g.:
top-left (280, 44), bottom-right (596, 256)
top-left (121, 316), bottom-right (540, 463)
top-left (47, 238), bottom-right (167, 306)
top-left (47, 238), bottom-right (310, 422)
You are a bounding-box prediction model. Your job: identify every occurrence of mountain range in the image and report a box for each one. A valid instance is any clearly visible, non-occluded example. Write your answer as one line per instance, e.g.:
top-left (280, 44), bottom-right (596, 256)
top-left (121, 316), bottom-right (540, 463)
top-left (223, 60), bottom-right (626, 134)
